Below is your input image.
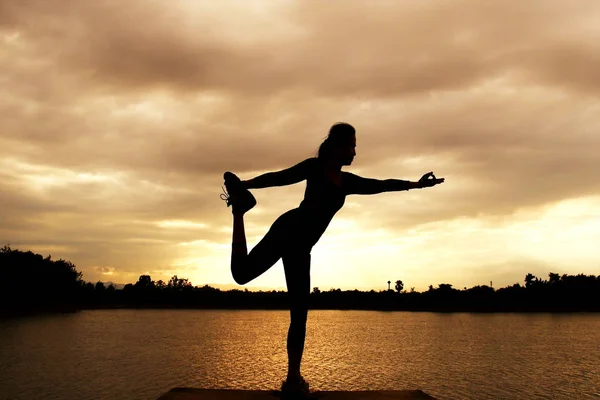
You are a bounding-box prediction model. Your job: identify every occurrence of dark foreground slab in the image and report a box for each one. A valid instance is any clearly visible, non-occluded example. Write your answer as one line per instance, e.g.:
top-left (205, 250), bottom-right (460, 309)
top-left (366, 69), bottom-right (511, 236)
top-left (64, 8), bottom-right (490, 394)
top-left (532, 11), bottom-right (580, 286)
top-left (157, 389), bottom-right (435, 400)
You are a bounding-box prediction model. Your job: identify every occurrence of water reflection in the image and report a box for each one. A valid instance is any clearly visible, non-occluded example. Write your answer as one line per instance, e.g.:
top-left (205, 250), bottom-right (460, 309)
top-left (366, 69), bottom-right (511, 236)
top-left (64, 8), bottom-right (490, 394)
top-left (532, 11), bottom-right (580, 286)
top-left (0, 310), bottom-right (598, 400)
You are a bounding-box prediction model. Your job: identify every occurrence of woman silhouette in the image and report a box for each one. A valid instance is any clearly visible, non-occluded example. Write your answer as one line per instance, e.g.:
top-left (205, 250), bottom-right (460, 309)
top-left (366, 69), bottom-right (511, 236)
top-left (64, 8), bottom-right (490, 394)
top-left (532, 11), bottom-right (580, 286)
top-left (221, 122), bottom-right (444, 394)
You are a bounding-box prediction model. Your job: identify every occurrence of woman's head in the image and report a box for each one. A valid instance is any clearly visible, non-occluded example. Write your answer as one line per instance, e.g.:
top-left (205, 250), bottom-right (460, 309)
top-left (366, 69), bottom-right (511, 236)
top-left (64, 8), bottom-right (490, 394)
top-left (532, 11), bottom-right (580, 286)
top-left (318, 122), bottom-right (357, 165)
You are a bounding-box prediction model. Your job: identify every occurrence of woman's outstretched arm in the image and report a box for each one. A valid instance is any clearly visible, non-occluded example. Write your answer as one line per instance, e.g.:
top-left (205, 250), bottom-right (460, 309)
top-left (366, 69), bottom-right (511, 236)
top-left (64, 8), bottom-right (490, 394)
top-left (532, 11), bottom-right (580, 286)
top-left (243, 158), bottom-right (316, 189)
top-left (344, 171), bottom-right (444, 195)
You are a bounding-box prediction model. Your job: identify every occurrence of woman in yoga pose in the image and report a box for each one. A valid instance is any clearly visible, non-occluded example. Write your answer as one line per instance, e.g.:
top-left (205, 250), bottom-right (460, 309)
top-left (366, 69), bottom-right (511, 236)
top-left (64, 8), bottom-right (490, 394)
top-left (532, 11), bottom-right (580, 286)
top-left (221, 122), bottom-right (444, 394)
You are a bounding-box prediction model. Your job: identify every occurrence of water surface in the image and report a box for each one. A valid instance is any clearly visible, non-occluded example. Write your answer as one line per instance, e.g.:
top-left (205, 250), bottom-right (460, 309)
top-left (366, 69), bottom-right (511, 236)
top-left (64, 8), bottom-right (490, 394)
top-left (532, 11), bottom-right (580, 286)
top-left (0, 310), bottom-right (598, 400)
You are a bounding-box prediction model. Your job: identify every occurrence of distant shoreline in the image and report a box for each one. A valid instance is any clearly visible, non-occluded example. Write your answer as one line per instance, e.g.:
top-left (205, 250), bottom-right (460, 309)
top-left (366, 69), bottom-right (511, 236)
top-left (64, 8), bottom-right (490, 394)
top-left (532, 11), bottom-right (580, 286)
top-left (3, 246), bottom-right (599, 319)
top-left (3, 305), bottom-right (599, 319)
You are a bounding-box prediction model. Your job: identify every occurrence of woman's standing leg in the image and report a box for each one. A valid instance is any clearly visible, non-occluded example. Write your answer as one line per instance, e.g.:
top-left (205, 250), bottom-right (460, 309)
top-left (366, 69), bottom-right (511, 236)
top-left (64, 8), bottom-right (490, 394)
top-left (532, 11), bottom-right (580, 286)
top-left (282, 251), bottom-right (311, 385)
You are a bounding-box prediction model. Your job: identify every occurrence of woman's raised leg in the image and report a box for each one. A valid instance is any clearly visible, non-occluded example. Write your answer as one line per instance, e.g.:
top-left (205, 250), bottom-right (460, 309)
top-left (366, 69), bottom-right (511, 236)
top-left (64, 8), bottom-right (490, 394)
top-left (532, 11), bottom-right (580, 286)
top-left (230, 212), bottom-right (285, 285)
top-left (224, 170), bottom-right (282, 285)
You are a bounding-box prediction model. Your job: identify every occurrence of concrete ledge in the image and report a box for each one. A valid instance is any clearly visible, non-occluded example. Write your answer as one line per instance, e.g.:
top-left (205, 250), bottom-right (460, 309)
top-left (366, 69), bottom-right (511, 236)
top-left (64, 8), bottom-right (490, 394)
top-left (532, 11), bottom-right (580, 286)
top-left (157, 388), bottom-right (435, 400)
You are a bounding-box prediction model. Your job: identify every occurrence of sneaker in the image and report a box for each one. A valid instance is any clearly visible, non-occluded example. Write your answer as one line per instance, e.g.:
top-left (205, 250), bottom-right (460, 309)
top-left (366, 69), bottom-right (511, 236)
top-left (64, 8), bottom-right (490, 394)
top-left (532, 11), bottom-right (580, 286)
top-left (220, 171), bottom-right (256, 214)
top-left (281, 376), bottom-right (310, 397)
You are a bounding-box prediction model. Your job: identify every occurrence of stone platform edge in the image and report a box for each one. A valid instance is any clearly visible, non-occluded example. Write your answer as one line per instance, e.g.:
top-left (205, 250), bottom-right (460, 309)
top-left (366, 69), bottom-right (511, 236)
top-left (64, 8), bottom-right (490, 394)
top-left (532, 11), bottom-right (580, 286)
top-left (157, 388), bottom-right (435, 400)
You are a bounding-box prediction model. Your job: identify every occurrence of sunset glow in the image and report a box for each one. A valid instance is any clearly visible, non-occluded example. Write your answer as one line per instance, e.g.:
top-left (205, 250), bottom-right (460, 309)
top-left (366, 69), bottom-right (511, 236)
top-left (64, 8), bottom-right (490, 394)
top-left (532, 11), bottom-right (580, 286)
top-left (1, 0), bottom-right (599, 291)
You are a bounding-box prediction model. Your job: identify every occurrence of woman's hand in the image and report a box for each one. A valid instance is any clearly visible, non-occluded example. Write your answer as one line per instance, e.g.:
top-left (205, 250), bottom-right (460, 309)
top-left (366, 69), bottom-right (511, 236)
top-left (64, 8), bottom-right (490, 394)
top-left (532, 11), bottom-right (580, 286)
top-left (418, 172), bottom-right (445, 188)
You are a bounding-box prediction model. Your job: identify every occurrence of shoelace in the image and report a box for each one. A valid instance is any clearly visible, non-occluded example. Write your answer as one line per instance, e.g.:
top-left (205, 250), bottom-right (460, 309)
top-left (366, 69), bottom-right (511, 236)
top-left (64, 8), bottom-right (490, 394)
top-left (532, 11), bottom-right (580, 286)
top-left (220, 186), bottom-right (232, 207)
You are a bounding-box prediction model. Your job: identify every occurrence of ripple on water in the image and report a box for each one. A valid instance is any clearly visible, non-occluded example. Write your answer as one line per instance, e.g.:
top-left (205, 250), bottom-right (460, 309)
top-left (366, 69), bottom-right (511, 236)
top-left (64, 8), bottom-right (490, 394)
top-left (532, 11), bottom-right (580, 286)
top-left (0, 310), bottom-right (599, 400)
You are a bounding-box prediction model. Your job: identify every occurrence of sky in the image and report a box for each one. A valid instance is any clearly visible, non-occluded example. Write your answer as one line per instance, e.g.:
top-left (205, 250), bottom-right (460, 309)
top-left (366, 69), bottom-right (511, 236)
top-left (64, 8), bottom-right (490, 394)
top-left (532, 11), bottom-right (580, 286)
top-left (1, 0), bottom-right (599, 292)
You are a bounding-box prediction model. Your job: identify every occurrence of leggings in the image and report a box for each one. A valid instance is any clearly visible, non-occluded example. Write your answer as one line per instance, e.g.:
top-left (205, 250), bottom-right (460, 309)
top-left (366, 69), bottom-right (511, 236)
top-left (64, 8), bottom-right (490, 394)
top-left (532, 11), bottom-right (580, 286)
top-left (231, 208), bottom-right (325, 378)
top-left (233, 208), bottom-right (321, 309)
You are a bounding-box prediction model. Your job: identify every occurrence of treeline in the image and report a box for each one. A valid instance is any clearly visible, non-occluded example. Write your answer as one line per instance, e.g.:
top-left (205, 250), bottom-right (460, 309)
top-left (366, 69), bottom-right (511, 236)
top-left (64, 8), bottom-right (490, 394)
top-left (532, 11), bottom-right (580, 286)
top-left (1, 245), bottom-right (599, 316)
top-left (0, 245), bottom-right (82, 315)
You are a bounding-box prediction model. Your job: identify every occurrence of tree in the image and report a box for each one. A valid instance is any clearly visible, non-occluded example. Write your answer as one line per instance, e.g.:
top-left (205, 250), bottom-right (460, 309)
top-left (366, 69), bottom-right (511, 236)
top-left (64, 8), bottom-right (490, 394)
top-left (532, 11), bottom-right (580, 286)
top-left (135, 275), bottom-right (155, 290)
top-left (525, 273), bottom-right (535, 288)
top-left (168, 275), bottom-right (192, 290)
top-left (95, 281), bottom-right (105, 292)
top-left (394, 280), bottom-right (404, 293)
top-left (312, 287), bottom-right (321, 294)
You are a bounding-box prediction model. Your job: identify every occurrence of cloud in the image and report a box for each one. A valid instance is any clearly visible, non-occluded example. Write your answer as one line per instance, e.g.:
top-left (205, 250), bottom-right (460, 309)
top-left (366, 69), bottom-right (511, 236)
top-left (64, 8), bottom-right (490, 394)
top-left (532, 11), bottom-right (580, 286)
top-left (95, 266), bottom-right (115, 275)
top-left (1, 0), bottom-right (599, 289)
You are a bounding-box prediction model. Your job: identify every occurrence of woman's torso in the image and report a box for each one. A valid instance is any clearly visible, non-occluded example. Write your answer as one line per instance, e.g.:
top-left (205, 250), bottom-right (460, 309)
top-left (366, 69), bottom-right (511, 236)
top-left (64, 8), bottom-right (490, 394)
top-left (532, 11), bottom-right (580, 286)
top-left (286, 158), bottom-right (348, 244)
